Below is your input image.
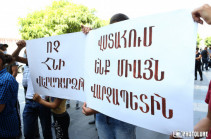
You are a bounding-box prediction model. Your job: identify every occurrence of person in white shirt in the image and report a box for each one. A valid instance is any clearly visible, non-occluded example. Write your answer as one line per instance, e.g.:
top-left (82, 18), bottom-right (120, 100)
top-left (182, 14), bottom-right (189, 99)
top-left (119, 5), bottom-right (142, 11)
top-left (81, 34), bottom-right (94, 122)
top-left (12, 40), bottom-right (52, 139)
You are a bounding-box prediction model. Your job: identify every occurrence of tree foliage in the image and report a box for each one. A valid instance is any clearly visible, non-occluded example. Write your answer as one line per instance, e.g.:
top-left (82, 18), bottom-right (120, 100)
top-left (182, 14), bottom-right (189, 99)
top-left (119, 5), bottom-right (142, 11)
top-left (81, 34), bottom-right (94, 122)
top-left (205, 36), bottom-right (211, 47)
top-left (19, 0), bottom-right (108, 40)
top-left (197, 34), bottom-right (202, 47)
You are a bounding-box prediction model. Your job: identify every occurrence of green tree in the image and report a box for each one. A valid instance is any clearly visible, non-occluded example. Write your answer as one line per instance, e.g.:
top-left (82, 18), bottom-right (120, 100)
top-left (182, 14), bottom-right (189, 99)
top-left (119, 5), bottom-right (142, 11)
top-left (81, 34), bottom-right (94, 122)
top-left (197, 34), bottom-right (202, 47)
top-left (205, 36), bottom-right (211, 47)
top-left (19, 0), bottom-right (108, 40)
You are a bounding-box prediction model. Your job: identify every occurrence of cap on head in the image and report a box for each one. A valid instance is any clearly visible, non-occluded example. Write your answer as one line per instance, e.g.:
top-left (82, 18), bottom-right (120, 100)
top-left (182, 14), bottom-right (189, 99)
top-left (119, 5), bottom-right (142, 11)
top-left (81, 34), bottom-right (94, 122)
top-left (110, 13), bottom-right (129, 24)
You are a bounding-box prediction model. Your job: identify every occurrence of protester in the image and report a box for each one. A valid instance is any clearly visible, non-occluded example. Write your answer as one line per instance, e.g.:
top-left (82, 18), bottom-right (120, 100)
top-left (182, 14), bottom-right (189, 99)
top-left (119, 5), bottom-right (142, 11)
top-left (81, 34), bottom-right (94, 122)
top-left (0, 42), bottom-right (23, 137)
top-left (12, 40), bottom-right (52, 139)
top-left (0, 43), bottom-right (8, 53)
top-left (192, 4), bottom-right (211, 25)
top-left (33, 93), bottom-right (70, 139)
top-left (201, 47), bottom-right (209, 71)
top-left (195, 47), bottom-right (203, 81)
top-left (82, 13), bottom-right (136, 139)
top-left (0, 51), bottom-right (20, 138)
top-left (0, 43), bottom-right (19, 78)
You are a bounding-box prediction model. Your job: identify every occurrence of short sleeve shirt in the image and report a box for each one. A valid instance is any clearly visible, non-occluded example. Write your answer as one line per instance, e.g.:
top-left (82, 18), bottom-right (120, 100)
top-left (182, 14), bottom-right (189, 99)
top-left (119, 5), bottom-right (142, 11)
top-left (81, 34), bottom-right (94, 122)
top-left (0, 68), bottom-right (19, 137)
top-left (196, 52), bottom-right (201, 65)
top-left (201, 50), bottom-right (208, 59)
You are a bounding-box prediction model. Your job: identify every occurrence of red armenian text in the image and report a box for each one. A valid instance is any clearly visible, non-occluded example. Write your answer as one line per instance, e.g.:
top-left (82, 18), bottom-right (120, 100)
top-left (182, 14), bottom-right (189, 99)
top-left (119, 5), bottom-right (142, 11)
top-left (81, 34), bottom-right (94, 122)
top-left (98, 26), bottom-right (154, 51)
top-left (36, 76), bottom-right (84, 91)
top-left (118, 58), bottom-right (164, 81)
top-left (91, 84), bottom-right (173, 119)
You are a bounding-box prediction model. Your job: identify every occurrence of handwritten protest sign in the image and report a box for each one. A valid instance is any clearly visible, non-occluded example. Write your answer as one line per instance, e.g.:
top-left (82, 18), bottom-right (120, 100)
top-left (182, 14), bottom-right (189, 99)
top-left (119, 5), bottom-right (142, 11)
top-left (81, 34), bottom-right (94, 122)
top-left (27, 9), bottom-right (197, 134)
top-left (27, 33), bottom-right (86, 102)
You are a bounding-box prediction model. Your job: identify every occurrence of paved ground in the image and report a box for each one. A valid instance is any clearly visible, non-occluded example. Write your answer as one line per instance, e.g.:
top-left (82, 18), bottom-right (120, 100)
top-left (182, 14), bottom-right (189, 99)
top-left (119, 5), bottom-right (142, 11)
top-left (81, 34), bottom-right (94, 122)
top-left (16, 69), bottom-right (211, 139)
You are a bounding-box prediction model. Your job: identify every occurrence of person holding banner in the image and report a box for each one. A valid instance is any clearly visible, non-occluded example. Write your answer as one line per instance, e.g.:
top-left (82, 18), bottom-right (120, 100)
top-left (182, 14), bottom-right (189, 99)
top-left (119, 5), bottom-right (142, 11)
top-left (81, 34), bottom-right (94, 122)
top-left (82, 13), bottom-right (136, 139)
top-left (0, 51), bottom-right (19, 138)
top-left (33, 93), bottom-right (70, 139)
top-left (12, 40), bottom-right (52, 139)
top-left (192, 4), bottom-right (211, 25)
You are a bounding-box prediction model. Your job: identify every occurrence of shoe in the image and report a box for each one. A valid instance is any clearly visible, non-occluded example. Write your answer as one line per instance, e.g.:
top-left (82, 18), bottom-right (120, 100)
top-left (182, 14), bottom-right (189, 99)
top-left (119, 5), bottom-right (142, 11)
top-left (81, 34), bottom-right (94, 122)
top-left (195, 78), bottom-right (197, 80)
top-left (88, 120), bottom-right (95, 124)
top-left (200, 78), bottom-right (203, 81)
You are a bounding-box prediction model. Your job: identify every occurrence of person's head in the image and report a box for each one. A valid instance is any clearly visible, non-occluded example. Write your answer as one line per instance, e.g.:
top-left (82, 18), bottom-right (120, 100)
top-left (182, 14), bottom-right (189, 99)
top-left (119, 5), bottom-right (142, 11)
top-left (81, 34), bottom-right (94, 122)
top-left (0, 43), bottom-right (8, 52)
top-left (110, 13), bottom-right (129, 24)
top-left (196, 47), bottom-right (199, 52)
top-left (205, 47), bottom-right (207, 50)
top-left (0, 51), bottom-right (14, 70)
top-left (209, 45), bottom-right (211, 49)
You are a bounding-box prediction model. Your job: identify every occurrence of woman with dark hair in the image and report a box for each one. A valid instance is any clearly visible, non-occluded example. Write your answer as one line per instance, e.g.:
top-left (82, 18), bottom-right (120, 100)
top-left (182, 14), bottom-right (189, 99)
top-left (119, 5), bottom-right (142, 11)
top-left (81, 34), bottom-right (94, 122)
top-left (0, 52), bottom-right (20, 139)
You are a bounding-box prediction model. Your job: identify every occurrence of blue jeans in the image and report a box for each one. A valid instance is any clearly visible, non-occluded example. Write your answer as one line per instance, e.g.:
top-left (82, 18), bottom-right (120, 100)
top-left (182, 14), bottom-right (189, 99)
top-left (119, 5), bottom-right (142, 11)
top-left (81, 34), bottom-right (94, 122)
top-left (23, 100), bottom-right (52, 139)
top-left (96, 113), bottom-right (136, 139)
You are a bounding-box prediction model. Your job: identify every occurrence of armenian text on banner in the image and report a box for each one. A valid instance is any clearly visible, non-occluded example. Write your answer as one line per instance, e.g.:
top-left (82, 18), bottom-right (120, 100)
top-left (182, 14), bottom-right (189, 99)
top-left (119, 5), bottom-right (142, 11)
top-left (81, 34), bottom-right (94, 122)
top-left (27, 9), bottom-right (197, 134)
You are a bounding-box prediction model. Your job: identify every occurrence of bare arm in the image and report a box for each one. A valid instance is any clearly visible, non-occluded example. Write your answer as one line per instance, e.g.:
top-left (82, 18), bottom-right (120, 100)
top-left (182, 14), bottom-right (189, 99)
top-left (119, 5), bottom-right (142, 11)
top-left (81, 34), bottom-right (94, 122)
top-left (169, 106), bottom-right (211, 139)
top-left (0, 104), bottom-right (5, 113)
top-left (194, 107), bottom-right (211, 133)
top-left (33, 93), bottom-right (62, 109)
top-left (196, 54), bottom-right (202, 60)
top-left (12, 40), bottom-right (28, 64)
top-left (11, 65), bottom-right (18, 78)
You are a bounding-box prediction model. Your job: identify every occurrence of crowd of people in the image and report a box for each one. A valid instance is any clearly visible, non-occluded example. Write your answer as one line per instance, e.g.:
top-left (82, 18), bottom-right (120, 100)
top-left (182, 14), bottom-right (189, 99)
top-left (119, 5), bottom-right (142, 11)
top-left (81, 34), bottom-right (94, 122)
top-left (0, 3), bottom-right (211, 139)
top-left (195, 46), bottom-right (211, 81)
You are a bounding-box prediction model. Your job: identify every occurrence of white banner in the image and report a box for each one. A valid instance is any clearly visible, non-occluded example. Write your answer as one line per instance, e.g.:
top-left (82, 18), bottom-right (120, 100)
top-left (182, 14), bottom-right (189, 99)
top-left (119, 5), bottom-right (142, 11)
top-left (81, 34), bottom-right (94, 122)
top-left (27, 9), bottom-right (197, 134)
top-left (27, 33), bottom-right (86, 102)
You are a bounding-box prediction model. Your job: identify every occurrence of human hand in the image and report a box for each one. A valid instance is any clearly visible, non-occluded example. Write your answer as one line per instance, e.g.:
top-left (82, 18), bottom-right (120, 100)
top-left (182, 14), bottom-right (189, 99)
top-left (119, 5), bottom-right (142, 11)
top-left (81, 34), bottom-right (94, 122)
top-left (33, 93), bottom-right (42, 103)
top-left (82, 102), bottom-right (98, 116)
top-left (16, 40), bottom-right (26, 49)
top-left (192, 4), bottom-right (211, 25)
top-left (81, 25), bottom-right (92, 34)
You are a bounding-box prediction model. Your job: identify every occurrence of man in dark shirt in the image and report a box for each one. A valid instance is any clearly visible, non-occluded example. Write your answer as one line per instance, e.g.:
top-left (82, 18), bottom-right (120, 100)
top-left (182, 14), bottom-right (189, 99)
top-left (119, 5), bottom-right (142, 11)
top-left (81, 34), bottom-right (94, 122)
top-left (201, 47), bottom-right (209, 71)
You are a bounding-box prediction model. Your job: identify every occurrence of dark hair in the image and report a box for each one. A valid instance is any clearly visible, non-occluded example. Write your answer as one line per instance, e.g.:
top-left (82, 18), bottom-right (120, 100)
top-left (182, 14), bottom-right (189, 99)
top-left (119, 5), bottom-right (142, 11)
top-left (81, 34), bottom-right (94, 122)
top-left (110, 13), bottom-right (129, 24)
top-left (0, 51), bottom-right (14, 66)
top-left (196, 47), bottom-right (199, 51)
